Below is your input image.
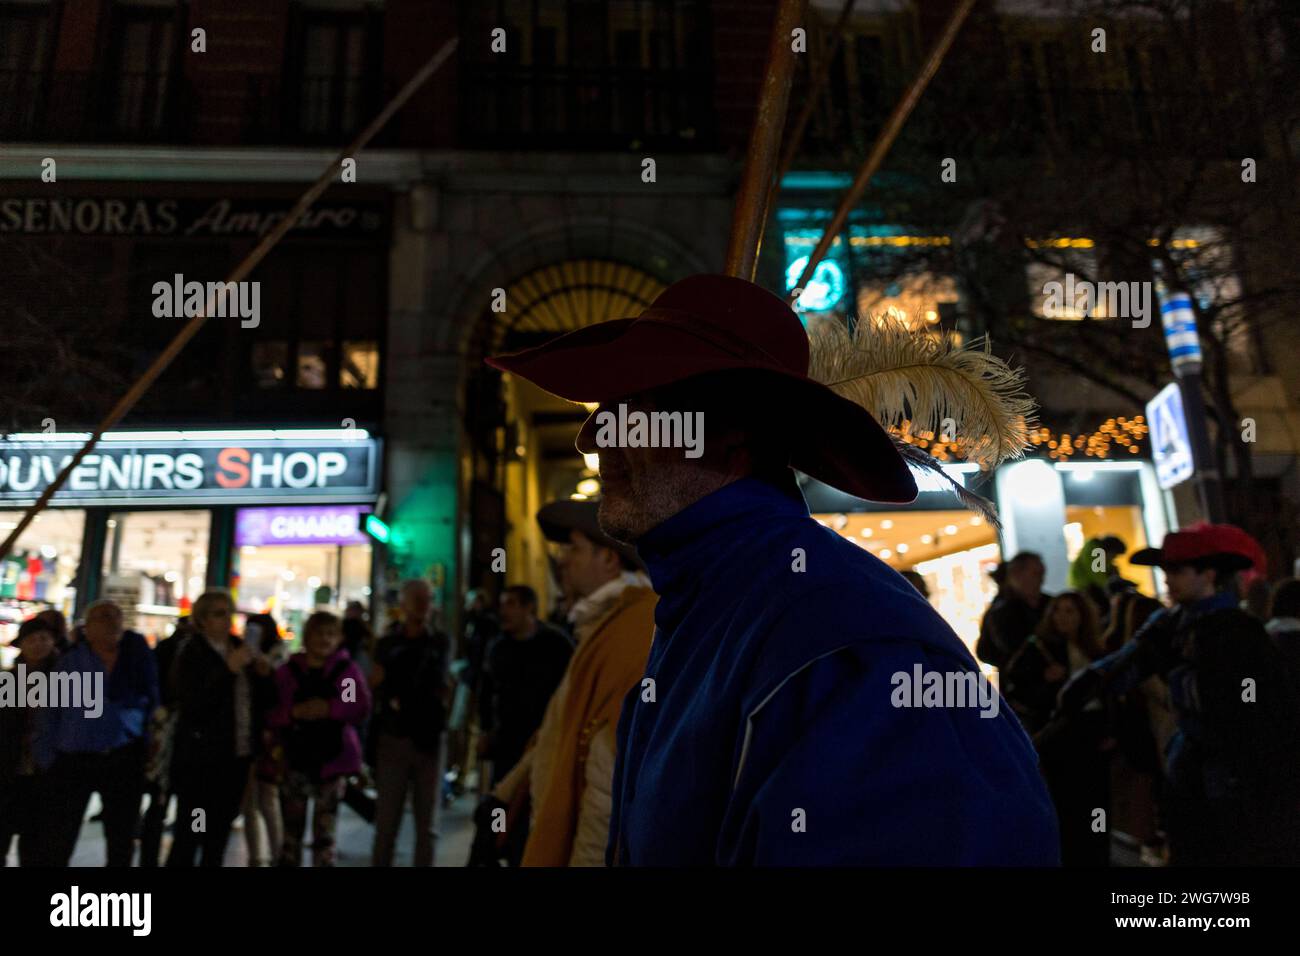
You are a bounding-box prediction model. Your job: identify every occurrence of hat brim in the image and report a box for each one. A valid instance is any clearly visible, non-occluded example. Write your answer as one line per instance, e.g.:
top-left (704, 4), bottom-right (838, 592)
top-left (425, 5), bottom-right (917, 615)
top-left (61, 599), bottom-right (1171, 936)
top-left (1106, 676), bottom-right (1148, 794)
top-left (536, 499), bottom-right (645, 571)
top-left (1130, 547), bottom-right (1254, 571)
top-left (489, 318), bottom-right (918, 505)
top-left (1128, 547), bottom-right (1162, 567)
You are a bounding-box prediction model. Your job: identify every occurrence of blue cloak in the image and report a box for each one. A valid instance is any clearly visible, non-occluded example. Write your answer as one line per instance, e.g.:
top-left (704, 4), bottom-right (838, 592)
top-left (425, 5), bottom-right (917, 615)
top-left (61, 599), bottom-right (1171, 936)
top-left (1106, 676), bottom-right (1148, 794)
top-left (607, 477), bottom-right (1060, 866)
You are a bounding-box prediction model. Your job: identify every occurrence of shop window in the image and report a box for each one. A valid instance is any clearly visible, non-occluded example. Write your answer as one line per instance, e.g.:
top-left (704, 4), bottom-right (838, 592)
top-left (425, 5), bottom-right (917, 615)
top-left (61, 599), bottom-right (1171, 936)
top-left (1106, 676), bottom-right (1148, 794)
top-left (341, 340), bottom-right (379, 389)
top-left (0, 509), bottom-right (85, 660)
top-left (1064, 505), bottom-right (1153, 596)
top-left (235, 532), bottom-right (371, 645)
top-left (855, 272), bottom-right (960, 337)
top-left (813, 508), bottom-right (1000, 655)
top-left (102, 510), bottom-right (210, 643)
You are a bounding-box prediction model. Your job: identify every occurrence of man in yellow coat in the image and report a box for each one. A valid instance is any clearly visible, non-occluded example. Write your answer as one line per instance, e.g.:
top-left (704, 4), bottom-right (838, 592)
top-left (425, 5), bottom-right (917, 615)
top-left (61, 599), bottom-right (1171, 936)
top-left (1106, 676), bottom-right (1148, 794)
top-left (490, 499), bottom-right (656, 866)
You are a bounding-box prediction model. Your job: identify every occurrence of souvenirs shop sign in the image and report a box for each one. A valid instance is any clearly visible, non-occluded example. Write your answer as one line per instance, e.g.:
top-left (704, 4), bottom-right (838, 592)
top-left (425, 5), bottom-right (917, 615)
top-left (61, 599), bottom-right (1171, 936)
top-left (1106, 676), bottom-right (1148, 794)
top-left (0, 197), bottom-right (386, 239)
top-left (0, 432), bottom-right (380, 506)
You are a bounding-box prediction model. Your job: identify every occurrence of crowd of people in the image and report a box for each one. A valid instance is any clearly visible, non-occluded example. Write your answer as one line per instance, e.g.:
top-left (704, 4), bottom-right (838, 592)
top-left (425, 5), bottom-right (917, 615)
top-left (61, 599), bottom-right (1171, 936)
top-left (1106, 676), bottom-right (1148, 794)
top-left (0, 581), bottom-right (454, 867)
top-left (0, 492), bottom-right (662, 869)
top-left (7, 274), bottom-right (1296, 871)
top-left (975, 527), bottom-right (1300, 866)
top-left (4, 514), bottom-right (1300, 868)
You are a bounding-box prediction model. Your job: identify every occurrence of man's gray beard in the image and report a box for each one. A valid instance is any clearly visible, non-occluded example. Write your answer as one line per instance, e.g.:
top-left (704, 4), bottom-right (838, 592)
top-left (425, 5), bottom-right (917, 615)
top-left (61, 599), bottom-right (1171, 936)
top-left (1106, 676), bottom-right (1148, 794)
top-left (596, 488), bottom-right (658, 544)
top-left (597, 464), bottom-right (727, 544)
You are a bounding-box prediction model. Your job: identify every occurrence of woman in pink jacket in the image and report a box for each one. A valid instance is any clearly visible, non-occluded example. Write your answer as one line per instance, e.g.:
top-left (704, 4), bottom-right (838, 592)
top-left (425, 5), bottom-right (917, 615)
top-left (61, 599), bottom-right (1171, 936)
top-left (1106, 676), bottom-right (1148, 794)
top-left (268, 611), bottom-right (371, 866)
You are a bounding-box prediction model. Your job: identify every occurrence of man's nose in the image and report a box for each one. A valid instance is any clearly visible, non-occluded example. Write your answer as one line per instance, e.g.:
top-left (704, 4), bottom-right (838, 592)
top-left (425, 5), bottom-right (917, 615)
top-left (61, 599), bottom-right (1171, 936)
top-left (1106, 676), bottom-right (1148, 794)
top-left (576, 409), bottom-right (601, 454)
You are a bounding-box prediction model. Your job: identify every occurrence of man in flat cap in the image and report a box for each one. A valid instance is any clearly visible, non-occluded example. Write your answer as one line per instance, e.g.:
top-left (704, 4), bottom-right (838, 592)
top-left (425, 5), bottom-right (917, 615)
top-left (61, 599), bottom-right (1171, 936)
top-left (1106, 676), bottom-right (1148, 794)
top-left (480, 498), bottom-right (656, 866)
top-left (490, 274), bottom-right (1058, 865)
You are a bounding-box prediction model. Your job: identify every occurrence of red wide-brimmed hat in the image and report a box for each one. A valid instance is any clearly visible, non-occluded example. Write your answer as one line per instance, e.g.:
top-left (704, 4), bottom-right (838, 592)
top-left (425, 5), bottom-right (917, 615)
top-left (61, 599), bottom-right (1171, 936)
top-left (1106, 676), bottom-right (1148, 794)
top-left (486, 274), bottom-right (918, 503)
top-left (1130, 522), bottom-right (1265, 574)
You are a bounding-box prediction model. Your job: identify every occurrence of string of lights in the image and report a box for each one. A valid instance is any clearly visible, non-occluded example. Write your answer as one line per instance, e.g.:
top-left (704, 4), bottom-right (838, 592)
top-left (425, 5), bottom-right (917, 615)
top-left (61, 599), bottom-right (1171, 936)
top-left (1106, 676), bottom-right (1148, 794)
top-left (893, 415), bottom-right (1148, 463)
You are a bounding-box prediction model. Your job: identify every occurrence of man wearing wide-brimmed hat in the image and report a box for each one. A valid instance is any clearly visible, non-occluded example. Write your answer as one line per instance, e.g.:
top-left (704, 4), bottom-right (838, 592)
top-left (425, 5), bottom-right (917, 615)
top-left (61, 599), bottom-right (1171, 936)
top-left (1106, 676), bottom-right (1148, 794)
top-left (490, 274), bottom-right (1059, 865)
top-left (1059, 522), bottom-right (1300, 864)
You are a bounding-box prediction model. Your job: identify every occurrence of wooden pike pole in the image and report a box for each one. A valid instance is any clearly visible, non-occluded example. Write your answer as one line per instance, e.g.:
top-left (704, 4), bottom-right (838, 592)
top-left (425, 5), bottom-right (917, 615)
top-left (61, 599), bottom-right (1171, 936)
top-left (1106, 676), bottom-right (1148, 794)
top-left (787, 0), bottom-right (976, 305)
top-left (723, 0), bottom-right (807, 280)
top-left (0, 36), bottom-right (459, 564)
top-left (762, 0), bottom-right (858, 240)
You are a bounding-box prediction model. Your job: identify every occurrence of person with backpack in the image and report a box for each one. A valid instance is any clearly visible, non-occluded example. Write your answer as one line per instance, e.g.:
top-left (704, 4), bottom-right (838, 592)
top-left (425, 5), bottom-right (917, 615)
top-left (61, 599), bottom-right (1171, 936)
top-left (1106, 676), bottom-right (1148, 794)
top-left (268, 611), bottom-right (371, 867)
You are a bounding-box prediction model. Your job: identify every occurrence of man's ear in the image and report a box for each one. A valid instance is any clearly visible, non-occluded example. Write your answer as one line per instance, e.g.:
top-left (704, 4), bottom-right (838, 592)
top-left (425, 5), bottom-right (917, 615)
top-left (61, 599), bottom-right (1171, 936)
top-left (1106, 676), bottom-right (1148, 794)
top-left (600, 545), bottom-right (623, 574)
top-left (718, 426), bottom-right (756, 479)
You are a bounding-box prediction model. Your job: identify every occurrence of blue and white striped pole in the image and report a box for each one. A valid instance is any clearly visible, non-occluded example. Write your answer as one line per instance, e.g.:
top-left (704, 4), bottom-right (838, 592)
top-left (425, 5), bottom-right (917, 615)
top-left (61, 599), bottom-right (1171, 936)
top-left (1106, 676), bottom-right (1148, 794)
top-left (1154, 280), bottom-right (1224, 520)
top-left (1160, 290), bottom-right (1203, 379)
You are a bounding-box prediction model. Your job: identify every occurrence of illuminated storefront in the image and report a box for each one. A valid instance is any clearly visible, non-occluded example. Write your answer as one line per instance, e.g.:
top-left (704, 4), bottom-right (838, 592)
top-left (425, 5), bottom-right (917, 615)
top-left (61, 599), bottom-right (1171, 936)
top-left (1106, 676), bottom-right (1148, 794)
top-left (0, 429), bottom-right (381, 646)
top-left (808, 459), bottom-right (1167, 657)
top-left (233, 504), bottom-right (374, 642)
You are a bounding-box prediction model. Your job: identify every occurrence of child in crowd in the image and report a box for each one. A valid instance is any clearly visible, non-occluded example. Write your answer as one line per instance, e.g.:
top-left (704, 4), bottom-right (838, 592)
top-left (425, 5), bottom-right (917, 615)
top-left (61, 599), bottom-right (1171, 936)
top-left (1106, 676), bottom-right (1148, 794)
top-left (268, 611), bottom-right (371, 866)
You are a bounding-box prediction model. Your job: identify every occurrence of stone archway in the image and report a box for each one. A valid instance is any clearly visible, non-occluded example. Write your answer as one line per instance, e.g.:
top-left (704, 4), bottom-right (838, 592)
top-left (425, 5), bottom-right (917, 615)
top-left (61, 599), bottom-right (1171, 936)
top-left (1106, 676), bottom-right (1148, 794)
top-left (461, 257), bottom-right (668, 604)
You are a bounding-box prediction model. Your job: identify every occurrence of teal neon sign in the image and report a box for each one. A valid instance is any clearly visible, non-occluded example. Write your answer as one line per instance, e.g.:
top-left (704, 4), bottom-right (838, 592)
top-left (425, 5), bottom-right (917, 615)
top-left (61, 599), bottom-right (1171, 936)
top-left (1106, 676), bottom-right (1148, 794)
top-left (785, 255), bottom-right (846, 312)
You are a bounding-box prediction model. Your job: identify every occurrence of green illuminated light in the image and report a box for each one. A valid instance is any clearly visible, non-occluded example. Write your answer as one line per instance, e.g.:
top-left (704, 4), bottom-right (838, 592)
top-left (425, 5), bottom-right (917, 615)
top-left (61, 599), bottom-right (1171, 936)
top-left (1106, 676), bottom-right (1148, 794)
top-left (364, 514), bottom-right (390, 543)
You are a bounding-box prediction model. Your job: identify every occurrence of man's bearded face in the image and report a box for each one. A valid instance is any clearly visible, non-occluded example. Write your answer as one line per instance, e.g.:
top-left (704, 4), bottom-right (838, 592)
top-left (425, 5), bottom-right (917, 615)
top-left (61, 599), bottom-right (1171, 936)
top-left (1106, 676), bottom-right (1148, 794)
top-left (576, 391), bottom-right (733, 544)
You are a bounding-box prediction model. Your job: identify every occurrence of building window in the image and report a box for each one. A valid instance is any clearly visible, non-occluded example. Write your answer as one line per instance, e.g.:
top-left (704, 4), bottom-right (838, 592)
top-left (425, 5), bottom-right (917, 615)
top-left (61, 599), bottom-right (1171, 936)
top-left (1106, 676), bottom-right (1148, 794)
top-left (108, 1), bottom-right (184, 138)
top-left (296, 340), bottom-right (332, 389)
top-left (459, 0), bottom-right (713, 148)
top-left (246, 247), bottom-right (384, 397)
top-left (286, 3), bottom-right (383, 140)
top-left (341, 340), bottom-right (379, 389)
top-left (1027, 244), bottom-right (1105, 321)
top-left (252, 341), bottom-right (289, 389)
top-left (0, 1), bottom-right (56, 137)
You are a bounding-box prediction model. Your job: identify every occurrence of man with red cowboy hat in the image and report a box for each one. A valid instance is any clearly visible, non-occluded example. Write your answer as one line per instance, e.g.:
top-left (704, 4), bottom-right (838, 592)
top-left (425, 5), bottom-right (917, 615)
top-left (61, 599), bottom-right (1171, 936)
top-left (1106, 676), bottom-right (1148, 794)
top-left (1059, 523), bottom-right (1300, 864)
top-left (489, 274), bottom-right (1059, 866)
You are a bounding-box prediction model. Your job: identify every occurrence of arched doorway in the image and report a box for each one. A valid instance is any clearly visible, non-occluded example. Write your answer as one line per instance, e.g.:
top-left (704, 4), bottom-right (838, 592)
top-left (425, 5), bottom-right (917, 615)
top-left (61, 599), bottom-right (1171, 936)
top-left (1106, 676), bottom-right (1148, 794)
top-left (462, 259), bottom-right (666, 607)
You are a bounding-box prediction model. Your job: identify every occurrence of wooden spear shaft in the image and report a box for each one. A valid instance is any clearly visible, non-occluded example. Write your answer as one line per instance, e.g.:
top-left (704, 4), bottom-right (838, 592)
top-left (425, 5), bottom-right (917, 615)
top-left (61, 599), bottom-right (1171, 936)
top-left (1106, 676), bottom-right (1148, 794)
top-left (723, 0), bottom-right (807, 280)
top-left (786, 0), bottom-right (976, 305)
top-left (760, 0), bottom-right (858, 243)
top-left (0, 36), bottom-right (459, 564)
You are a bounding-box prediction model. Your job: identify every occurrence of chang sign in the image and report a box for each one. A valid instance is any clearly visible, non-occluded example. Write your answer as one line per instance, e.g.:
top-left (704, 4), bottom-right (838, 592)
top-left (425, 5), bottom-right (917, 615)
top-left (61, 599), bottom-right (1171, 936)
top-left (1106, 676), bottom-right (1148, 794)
top-left (235, 506), bottom-right (370, 547)
top-left (0, 430), bottom-right (380, 506)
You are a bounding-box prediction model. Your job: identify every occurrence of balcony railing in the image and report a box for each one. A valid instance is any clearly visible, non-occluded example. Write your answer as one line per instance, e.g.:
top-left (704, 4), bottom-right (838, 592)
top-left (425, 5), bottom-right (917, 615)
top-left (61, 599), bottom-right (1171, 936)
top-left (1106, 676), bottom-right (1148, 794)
top-left (458, 64), bottom-right (715, 150)
top-left (0, 69), bottom-right (192, 143)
